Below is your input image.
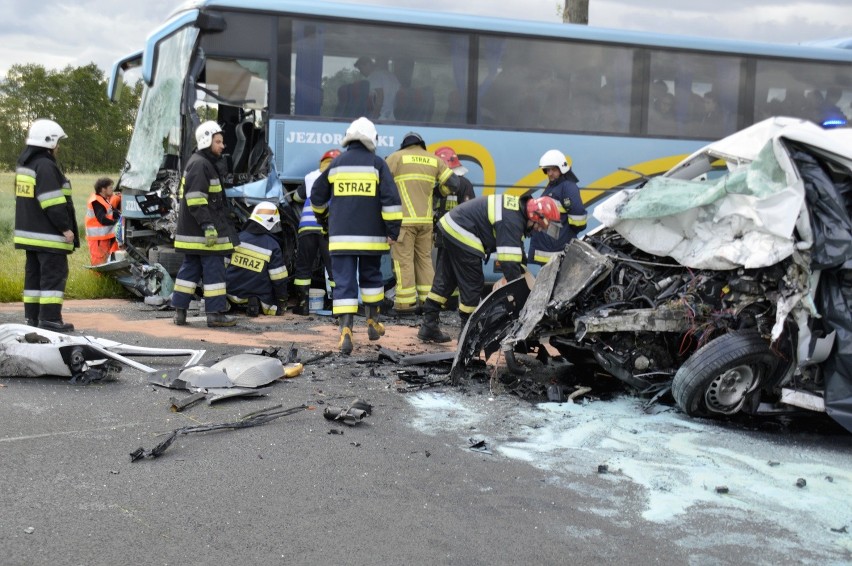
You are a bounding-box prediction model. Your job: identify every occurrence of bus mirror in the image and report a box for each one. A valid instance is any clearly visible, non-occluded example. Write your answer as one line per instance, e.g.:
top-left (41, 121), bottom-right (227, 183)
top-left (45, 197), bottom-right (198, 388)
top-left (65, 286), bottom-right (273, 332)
top-left (108, 50), bottom-right (142, 103)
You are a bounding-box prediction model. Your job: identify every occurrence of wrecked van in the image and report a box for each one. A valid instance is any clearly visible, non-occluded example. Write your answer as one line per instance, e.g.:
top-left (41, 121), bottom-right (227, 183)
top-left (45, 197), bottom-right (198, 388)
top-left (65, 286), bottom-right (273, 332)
top-left (454, 117), bottom-right (852, 433)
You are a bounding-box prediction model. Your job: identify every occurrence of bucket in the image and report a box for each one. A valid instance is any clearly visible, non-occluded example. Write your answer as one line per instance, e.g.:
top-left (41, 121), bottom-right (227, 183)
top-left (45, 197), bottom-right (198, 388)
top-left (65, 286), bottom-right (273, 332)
top-left (308, 288), bottom-right (325, 313)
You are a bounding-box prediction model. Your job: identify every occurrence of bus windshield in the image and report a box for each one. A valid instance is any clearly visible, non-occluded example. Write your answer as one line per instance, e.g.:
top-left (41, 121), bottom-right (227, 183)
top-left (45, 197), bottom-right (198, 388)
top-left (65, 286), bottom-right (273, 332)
top-left (123, 26), bottom-right (198, 192)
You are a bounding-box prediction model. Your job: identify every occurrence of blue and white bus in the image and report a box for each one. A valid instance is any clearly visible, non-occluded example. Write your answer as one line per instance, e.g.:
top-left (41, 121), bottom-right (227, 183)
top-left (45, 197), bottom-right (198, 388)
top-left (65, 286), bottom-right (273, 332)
top-left (108, 0), bottom-right (852, 277)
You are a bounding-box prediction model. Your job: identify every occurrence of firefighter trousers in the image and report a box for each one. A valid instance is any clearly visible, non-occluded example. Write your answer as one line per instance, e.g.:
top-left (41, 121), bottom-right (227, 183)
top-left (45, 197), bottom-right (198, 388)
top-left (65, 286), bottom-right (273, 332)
top-left (331, 254), bottom-right (383, 315)
top-left (293, 233), bottom-right (333, 289)
top-left (391, 224), bottom-right (434, 308)
top-left (423, 241), bottom-right (482, 317)
top-left (23, 250), bottom-right (69, 323)
top-left (171, 254), bottom-right (228, 313)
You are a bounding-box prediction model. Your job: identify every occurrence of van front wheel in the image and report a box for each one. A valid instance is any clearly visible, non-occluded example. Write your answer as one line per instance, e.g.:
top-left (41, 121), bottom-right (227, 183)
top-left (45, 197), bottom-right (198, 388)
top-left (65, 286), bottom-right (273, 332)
top-left (672, 331), bottom-right (780, 417)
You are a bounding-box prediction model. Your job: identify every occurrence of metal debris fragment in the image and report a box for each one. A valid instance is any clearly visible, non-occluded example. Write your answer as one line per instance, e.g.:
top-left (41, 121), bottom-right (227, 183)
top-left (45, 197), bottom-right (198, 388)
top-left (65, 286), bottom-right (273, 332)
top-left (130, 404), bottom-right (307, 461)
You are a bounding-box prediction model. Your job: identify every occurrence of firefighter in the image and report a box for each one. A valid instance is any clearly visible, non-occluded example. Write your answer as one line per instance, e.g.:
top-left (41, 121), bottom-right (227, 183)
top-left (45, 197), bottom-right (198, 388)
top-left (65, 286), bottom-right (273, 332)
top-left (529, 149), bottom-right (587, 265)
top-left (291, 149), bottom-right (340, 315)
top-left (13, 119), bottom-right (79, 332)
top-left (385, 133), bottom-right (459, 314)
top-left (433, 146), bottom-right (476, 311)
top-left (85, 177), bottom-right (119, 265)
top-left (310, 117), bottom-right (402, 355)
top-left (418, 195), bottom-right (561, 343)
top-left (171, 120), bottom-right (237, 328)
top-left (225, 202), bottom-right (289, 317)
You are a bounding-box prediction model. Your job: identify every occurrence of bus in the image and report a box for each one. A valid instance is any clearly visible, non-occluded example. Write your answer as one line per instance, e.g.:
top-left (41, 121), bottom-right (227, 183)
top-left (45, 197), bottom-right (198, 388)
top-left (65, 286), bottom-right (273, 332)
top-left (106, 0), bottom-right (852, 285)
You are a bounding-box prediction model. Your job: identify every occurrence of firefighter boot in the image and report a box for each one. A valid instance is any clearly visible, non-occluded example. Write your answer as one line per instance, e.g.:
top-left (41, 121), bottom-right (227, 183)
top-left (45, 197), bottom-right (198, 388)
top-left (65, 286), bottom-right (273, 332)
top-left (246, 297), bottom-right (260, 317)
top-left (207, 312), bottom-right (237, 327)
top-left (292, 286), bottom-right (310, 315)
top-left (338, 313), bottom-right (354, 355)
top-left (173, 308), bottom-right (187, 326)
top-left (366, 304), bottom-right (385, 341)
top-left (418, 311), bottom-right (451, 343)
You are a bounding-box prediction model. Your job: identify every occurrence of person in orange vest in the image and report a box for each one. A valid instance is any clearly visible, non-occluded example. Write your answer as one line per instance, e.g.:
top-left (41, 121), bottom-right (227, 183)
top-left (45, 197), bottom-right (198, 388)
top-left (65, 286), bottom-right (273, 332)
top-left (85, 177), bottom-right (118, 265)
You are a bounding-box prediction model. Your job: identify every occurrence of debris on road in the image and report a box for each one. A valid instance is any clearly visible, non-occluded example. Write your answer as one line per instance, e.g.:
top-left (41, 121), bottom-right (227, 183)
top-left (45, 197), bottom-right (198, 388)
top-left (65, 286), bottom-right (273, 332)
top-left (129, 404), bottom-right (308, 461)
top-left (0, 323), bottom-right (204, 384)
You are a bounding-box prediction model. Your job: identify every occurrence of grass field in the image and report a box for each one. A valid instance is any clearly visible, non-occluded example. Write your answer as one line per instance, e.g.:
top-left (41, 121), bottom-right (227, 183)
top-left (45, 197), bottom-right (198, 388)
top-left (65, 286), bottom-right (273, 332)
top-left (0, 171), bottom-right (130, 303)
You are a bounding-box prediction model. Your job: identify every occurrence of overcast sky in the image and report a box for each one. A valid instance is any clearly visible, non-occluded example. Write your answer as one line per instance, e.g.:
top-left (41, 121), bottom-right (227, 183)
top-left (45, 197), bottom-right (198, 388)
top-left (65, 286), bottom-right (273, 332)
top-left (1, 0), bottom-right (850, 78)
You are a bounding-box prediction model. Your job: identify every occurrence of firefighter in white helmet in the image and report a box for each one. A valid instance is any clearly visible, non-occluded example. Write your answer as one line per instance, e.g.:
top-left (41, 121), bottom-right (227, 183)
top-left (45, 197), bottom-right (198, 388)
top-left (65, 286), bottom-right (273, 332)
top-left (225, 202), bottom-right (290, 316)
top-left (529, 149), bottom-right (587, 265)
top-left (14, 119), bottom-right (79, 332)
top-left (171, 120), bottom-right (238, 327)
top-left (310, 117), bottom-right (403, 355)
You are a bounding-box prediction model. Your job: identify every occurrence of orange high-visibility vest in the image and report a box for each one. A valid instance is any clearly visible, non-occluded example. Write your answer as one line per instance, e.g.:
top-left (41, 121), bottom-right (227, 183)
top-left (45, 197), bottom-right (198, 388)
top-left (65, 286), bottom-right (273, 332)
top-left (85, 194), bottom-right (115, 240)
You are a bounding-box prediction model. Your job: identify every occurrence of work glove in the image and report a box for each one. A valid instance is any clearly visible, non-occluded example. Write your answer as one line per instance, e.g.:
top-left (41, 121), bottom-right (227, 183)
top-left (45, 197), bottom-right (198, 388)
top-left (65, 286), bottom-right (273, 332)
top-left (204, 225), bottom-right (218, 247)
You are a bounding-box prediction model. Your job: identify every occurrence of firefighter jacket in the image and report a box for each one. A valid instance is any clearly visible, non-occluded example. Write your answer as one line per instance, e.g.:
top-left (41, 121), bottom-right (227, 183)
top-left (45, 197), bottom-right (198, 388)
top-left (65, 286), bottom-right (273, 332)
top-left (85, 194), bottom-right (116, 240)
top-left (434, 175), bottom-right (476, 223)
top-left (14, 148), bottom-right (79, 254)
top-left (437, 194), bottom-right (528, 281)
top-left (385, 145), bottom-right (459, 225)
top-left (225, 223), bottom-right (289, 303)
top-left (174, 149), bottom-right (235, 256)
top-left (529, 173), bottom-right (587, 264)
top-left (310, 141), bottom-right (402, 256)
top-left (294, 168), bottom-right (324, 235)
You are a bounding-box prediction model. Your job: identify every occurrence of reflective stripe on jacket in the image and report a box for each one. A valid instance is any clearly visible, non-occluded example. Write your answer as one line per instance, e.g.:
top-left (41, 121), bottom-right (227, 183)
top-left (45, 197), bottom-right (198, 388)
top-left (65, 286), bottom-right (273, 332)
top-left (386, 146), bottom-right (457, 225)
top-left (13, 153), bottom-right (79, 254)
top-left (85, 194), bottom-right (115, 240)
top-left (437, 194), bottom-right (527, 281)
top-left (174, 150), bottom-right (235, 256)
top-left (310, 142), bottom-right (402, 256)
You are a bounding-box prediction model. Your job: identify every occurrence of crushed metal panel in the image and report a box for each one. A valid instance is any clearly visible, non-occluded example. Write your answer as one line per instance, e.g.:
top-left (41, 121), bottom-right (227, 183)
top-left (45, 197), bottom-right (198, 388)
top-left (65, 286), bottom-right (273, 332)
top-left (781, 388), bottom-right (826, 412)
top-left (576, 303), bottom-right (693, 335)
top-left (450, 276), bottom-right (531, 382)
top-left (504, 239), bottom-right (613, 348)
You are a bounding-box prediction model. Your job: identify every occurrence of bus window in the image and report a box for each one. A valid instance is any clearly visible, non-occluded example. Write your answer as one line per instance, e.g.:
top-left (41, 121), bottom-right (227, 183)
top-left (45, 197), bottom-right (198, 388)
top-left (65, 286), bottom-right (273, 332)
top-left (286, 19), bottom-right (467, 124)
top-left (648, 50), bottom-right (742, 139)
top-left (477, 36), bottom-right (633, 134)
top-left (754, 59), bottom-right (851, 126)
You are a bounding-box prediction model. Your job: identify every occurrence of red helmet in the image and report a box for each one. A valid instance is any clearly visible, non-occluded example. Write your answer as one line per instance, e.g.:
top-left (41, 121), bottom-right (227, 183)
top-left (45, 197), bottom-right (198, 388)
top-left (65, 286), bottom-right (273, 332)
top-left (435, 146), bottom-right (462, 169)
top-left (320, 149), bottom-right (341, 165)
top-left (526, 196), bottom-right (560, 229)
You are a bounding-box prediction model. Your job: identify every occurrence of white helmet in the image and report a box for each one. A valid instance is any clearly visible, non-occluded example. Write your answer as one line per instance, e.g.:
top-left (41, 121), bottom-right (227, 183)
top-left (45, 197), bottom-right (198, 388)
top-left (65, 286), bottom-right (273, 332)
top-left (249, 201), bottom-right (281, 233)
top-left (341, 116), bottom-right (378, 152)
top-left (195, 120), bottom-right (223, 150)
top-left (26, 119), bottom-right (67, 149)
top-left (539, 149), bottom-right (570, 175)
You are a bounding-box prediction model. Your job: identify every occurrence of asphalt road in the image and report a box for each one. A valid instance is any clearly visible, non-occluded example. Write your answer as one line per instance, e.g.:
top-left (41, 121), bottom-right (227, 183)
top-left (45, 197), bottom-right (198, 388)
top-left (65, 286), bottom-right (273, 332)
top-left (1, 300), bottom-right (850, 565)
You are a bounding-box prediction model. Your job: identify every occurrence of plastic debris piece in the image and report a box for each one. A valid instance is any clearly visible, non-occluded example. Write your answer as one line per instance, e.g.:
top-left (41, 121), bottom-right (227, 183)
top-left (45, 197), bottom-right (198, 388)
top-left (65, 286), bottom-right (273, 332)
top-left (716, 486), bottom-right (729, 494)
top-left (282, 363), bottom-right (304, 378)
top-left (468, 438), bottom-right (492, 454)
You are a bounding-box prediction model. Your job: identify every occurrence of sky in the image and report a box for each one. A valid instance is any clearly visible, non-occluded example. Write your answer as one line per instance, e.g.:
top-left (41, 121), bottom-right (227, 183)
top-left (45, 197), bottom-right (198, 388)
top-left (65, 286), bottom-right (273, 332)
top-left (0, 0), bottom-right (850, 78)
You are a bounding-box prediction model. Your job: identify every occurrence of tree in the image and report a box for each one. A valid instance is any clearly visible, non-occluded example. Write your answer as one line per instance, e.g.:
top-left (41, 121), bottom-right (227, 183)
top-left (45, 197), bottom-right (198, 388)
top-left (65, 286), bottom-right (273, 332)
top-left (0, 63), bottom-right (141, 172)
top-left (560, 0), bottom-right (589, 24)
